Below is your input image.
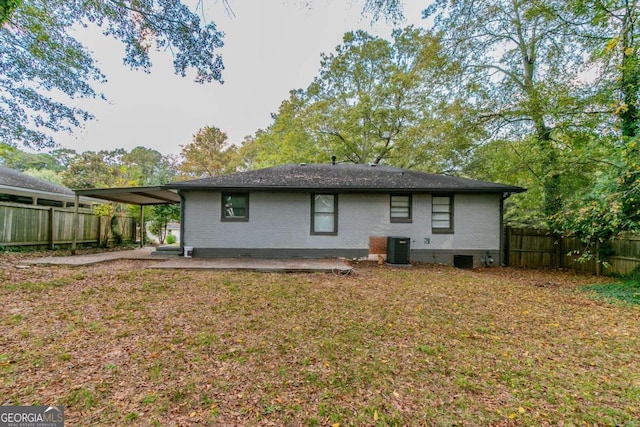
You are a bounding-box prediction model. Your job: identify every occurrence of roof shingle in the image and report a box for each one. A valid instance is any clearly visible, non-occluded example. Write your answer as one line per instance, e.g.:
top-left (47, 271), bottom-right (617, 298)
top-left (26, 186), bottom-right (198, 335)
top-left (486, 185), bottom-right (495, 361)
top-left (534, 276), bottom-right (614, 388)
top-left (167, 164), bottom-right (525, 194)
top-left (0, 166), bottom-right (73, 195)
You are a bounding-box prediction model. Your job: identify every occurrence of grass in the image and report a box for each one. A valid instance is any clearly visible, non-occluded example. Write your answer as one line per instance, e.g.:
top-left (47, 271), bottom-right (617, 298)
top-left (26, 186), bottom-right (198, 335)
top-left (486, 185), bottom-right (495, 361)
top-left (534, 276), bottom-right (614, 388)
top-left (1, 258), bottom-right (639, 426)
top-left (584, 277), bottom-right (640, 305)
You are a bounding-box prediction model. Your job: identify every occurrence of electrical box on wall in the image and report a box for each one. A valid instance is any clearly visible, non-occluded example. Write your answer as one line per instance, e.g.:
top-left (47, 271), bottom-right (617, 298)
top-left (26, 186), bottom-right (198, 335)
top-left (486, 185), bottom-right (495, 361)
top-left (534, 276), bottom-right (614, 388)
top-left (424, 238), bottom-right (430, 244)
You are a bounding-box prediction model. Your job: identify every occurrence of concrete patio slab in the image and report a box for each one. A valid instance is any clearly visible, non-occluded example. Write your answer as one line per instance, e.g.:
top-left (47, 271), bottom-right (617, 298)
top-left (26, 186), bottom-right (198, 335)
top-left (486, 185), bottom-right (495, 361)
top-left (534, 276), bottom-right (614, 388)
top-left (19, 247), bottom-right (353, 273)
top-left (147, 257), bottom-right (353, 273)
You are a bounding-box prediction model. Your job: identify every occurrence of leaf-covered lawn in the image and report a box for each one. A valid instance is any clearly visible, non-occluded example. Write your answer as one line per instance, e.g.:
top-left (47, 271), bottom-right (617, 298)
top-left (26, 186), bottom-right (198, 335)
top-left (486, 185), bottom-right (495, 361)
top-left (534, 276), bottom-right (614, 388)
top-left (1, 258), bottom-right (639, 426)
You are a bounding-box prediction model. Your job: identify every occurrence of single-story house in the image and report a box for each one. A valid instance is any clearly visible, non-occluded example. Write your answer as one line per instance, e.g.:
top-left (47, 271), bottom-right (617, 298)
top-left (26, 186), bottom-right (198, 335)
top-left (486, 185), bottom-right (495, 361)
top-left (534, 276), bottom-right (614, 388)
top-left (0, 165), bottom-right (97, 209)
top-left (165, 163), bottom-right (525, 267)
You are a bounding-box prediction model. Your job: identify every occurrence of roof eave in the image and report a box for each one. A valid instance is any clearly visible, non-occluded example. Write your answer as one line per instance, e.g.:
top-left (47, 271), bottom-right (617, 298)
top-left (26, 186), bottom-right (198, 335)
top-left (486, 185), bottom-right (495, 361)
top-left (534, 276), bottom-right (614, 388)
top-left (166, 184), bottom-right (526, 194)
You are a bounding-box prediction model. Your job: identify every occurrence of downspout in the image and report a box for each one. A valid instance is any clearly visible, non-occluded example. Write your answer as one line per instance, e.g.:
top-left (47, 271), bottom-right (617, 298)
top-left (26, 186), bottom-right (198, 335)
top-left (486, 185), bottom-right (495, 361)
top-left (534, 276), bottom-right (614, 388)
top-left (500, 192), bottom-right (512, 267)
top-left (179, 191), bottom-right (185, 256)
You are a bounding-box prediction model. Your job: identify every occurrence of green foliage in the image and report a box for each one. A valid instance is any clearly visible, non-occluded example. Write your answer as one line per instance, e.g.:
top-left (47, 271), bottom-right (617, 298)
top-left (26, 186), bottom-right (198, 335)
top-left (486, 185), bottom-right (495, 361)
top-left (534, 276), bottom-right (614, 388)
top-left (165, 233), bottom-right (176, 245)
top-left (426, 0), bottom-right (601, 220)
top-left (22, 167), bottom-right (63, 185)
top-left (239, 91), bottom-right (321, 169)
top-left (93, 203), bottom-right (114, 218)
top-left (61, 147), bottom-right (178, 189)
top-left (1, 0), bottom-right (224, 149)
top-left (121, 147), bottom-right (163, 185)
top-left (0, 0), bottom-right (21, 24)
top-left (551, 136), bottom-right (640, 257)
top-left (0, 143), bottom-right (66, 172)
top-left (93, 203), bottom-right (116, 247)
top-left (62, 151), bottom-right (114, 189)
top-left (584, 279), bottom-right (640, 305)
top-left (148, 204), bottom-right (180, 244)
top-left (242, 27), bottom-right (475, 171)
top-left (179, 126), bottom-right (240, 178)
top-left (573, 0), bottom-right (639, 139)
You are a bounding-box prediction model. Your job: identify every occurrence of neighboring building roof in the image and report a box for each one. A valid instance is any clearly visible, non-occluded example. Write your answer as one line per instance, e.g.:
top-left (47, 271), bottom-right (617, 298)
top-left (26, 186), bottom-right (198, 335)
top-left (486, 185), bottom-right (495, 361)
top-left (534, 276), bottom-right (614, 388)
top-left (166, 163), bottom-right (526, 194)
top-left (0, 165), bottom-right (73, 195)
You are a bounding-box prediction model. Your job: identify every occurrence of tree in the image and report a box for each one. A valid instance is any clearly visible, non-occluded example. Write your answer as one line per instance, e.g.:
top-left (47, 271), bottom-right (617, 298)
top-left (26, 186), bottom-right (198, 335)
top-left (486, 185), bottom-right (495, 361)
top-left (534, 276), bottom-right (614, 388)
top-left (1, 0), bottom-right (224, 149)
top-left (239, 90), bottom-right (321, 169)
top-left (307, 28), bottom-right (464, 167)
top-left (573, 0), bottom-right (639, 138)
top-left (60, 146), bottom-right (179, 188)
top-left (179, 126), bottom-right (239, 177)
top-left (243, 28), bottom-right (475, 171)
top-left (148, 204), bottom-right (180, 244)
top-left (62, 151), bottom-right (115, 189)
top-left (0, 142), bottom-right (65, 171)
top-left (0, 0), bottom-right (20, 24)
top-left (424, 0), bottom-right (599, 219)
top-left (23, 167), bottom-right (63, 185)
top-left (552, 136), bottom-right (640, 271)
top-left (121, 146), bottom-right (171, 185)
top-left (544, 0), bottom-right (639, 265)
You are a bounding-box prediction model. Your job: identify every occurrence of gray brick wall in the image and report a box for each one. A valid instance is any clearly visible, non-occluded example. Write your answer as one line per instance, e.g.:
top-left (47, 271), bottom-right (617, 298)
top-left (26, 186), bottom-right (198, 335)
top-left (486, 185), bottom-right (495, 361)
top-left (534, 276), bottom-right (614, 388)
top-left (181, 190), bottom-right (501, 254)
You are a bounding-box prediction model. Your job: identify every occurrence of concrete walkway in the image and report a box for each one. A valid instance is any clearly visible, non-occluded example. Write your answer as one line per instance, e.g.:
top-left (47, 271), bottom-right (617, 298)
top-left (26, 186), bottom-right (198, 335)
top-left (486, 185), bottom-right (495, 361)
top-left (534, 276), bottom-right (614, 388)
top-left (21, 247), bottom-right (353, 273)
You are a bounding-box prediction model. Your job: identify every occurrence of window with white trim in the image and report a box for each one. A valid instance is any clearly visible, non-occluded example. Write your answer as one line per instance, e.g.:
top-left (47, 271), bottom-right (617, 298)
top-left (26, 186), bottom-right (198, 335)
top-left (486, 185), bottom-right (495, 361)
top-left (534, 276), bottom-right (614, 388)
top-left (311, 194), bottom-right (337, 235)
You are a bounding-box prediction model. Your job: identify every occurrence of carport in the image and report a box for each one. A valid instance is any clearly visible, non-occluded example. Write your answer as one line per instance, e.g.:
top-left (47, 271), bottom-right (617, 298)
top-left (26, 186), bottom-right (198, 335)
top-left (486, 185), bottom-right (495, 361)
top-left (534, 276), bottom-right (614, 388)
top-left (71, 186), bottom-right (181, 254)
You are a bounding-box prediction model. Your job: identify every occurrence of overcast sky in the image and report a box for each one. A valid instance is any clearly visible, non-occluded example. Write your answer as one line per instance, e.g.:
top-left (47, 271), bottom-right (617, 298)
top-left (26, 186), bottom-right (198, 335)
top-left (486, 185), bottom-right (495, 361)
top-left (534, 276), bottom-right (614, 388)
top-left (55, 1), bottom-right (426, 157)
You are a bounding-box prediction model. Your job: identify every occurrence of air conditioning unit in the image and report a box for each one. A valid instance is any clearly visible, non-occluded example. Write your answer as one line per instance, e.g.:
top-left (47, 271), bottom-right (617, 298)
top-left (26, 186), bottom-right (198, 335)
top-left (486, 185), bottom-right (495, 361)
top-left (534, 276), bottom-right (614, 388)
top-left (387, 236), bottom-right (410, 265)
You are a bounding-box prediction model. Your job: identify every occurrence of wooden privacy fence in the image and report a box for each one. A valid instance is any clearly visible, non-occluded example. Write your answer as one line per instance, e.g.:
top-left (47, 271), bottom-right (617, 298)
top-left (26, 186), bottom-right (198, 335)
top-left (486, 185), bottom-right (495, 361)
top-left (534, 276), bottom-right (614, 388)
top-left (506, 227), bottom-right (640, 276)
top-left (0, 202), bottom-right (136, 248)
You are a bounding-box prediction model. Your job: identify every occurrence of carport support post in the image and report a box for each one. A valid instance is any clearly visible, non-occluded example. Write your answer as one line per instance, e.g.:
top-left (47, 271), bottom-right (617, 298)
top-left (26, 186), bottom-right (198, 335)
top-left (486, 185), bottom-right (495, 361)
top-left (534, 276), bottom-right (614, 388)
top-left (139, 205), bottom-right (144, 248)
top-left (71, 193), bottom-right (79, 255)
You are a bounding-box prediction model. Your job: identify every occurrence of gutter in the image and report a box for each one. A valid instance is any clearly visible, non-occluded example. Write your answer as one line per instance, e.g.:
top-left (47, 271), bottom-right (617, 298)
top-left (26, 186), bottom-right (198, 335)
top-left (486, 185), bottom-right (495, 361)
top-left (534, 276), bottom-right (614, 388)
top-left (163, 185), bottom-right (526, 194)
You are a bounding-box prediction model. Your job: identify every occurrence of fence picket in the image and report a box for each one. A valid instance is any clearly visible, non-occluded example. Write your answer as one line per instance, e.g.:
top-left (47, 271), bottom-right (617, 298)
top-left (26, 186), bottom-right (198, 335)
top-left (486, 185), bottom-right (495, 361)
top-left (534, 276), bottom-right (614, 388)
top-left (0, 202), bottom-right (136, 248)
top-left (506, 226), bottom-right (640, 276)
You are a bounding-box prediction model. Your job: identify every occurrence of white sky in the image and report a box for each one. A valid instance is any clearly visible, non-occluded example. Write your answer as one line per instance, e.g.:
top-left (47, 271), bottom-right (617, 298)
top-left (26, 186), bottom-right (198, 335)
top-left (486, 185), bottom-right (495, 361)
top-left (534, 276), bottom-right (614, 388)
top-left (54, 1), bottom-right (426, 157)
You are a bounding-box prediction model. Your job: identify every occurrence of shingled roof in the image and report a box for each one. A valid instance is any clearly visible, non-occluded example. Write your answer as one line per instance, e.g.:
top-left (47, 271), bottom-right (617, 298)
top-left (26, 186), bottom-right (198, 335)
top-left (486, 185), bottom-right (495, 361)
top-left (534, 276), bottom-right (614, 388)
top-left (167, 163), bottom-right (525, 194)
top-left (0, 165), bottom-right (73, 195)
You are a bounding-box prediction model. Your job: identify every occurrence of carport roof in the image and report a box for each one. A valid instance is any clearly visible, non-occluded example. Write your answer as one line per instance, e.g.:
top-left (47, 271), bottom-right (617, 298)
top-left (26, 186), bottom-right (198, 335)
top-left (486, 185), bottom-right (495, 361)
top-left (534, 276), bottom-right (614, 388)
top-left (74, 186), bottom-right (180, 205)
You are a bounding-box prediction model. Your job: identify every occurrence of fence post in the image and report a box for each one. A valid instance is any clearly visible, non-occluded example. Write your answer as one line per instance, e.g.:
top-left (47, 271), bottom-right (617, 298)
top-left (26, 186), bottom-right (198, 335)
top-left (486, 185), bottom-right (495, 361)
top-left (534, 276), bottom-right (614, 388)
top-left (504, 226), bottom-right (511, 267)
top-left (71, 194), bottom-right (79, 254)
top-left (98, 216), bottom-right (102, 247)
top-left (48, 208), bottom-right (55, 250)
top-left (555, 232), bottom-right (561, 268)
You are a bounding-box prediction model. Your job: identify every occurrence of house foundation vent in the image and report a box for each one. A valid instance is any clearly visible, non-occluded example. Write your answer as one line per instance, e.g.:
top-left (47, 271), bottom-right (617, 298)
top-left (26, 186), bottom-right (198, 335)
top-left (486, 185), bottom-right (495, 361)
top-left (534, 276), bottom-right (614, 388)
top-left (387, 236), bottom-right (410, 265)
top-left (453, 255), bottom-right (474, 269)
